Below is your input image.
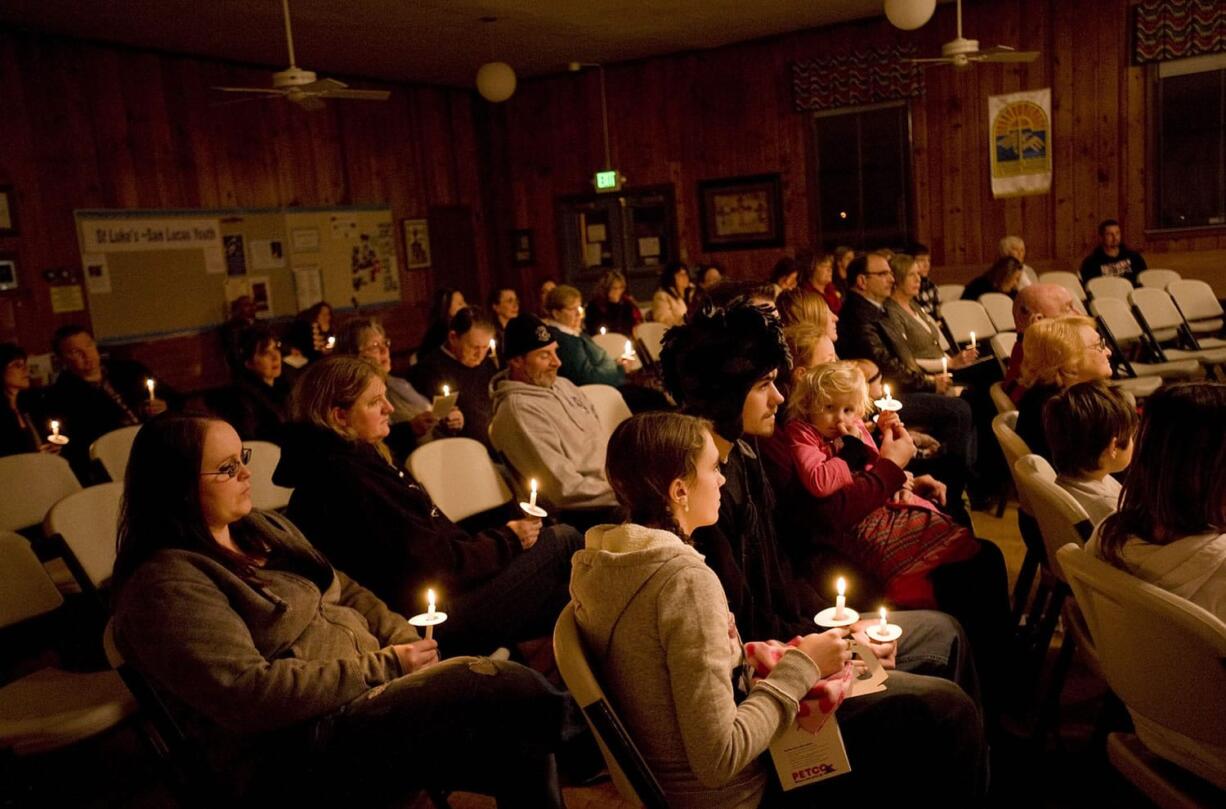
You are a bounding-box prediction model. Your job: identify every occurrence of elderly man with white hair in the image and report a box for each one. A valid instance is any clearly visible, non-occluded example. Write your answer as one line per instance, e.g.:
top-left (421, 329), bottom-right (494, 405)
top-left (1001, 282), bottom-right (1076, 403)
top-left (998, 235), bottom-right (1037, 289)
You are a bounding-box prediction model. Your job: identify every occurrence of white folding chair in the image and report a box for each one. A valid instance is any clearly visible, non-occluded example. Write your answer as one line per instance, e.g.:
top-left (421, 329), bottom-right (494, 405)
top-left (591, 330), bottom-right (641, 372)
top-left (1138, 268), bottom-right (1181, 289)
top-left (554, 603), bottom-right (669, 809)
top-left (1086, 276), bottom-right (1134, 302)
top-left (989, 331), bottom-right (1018, 377)
top-left (1167, 279), bottom-right (1225, 337)
top-left (243, 441), bottom-right (293, 511)
top-left (579, 384), bottom-right (631, 445)
top-left (633, 322), bottom-right (668, 362)
top-left (939, 300), bottom-right (996, 346)
top-left (978, 292), bottom-right (1016, 333)
top-left (1089, 297), bottom-right (1202, 380)
top-left (0, 531), bottom-right (136, 757)
top-left (989, 380), bottom-right (1016, 414)
top-left (1039, 271), bottom-right (1088, 303)
top-left (90, 425), bottom-right (143, 483)
top-left (1021, 265), bottom-right (1039, 286)
top-left (936, 283), bottom-right (965, 303)
top-left (0, 453), bottom-right (82, 532)
top-left (407, 437), bottom-right (513, 523)
top-left (992, 413), bottom-right (1042, 621)
top-left (1059, 544), bottom-right (1226, 798)
top-left (1130, 288), bottom-right (1226, 364)
top-left (44, 481), bottom-right (123, 594)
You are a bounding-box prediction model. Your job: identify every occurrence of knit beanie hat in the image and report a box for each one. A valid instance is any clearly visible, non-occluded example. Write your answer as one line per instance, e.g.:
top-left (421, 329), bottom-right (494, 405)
top-left (661, 303), bottom-right (791, 441)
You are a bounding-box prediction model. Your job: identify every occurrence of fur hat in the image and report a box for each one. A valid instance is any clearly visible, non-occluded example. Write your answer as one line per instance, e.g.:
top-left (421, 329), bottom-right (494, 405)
top-left (503, 314), bottom-right (556, 359)
top-left (661, 303), bottom-right (791, 441)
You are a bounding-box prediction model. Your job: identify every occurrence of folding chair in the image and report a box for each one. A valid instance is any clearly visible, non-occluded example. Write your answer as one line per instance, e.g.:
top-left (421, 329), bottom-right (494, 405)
top-left (939, 300), bottom-right (996, 347)
top-left (591, 331), bottom-right (641, 372)
top-left (1167, 279), bottom-right (1225, 338)
top-left (936, 283), bottom-right (965, 303)
top-left (1130, 288), bottom-right (1226, 367)
top-left (1058, 544), bottom-right (1226, 800)
top-left (44, 481), bottom-right (123, 600)
top-left (0, 452), bottom-right (82, 533)
top-left (90, 425), bottom-right (143, 483)
top-left (0, 532), bottom-right (135, 762)
top-left (1039, 271), bottom-right (1088, 304)
top-left (579, 384), bottom-right (632, 446)
top-left (1089, 298), bottom-right (1202, 380)
top-left (243, 441), bottom-right (293, 511)
top-left (554, 603), bottom-right (669, 809)
top-left (991, 413), bottom-right (1043, 625)
top-left (978, 292), bottom-right (1016, 333)
top-left (989, 332), bottom-right (1018, 377)
top-left (634, 322), bottom-right (669, 363)
top-left (407, 437), bottom-right (513, 523)
top-left (1085, 276), bottom-right (1134, 302)
top-left (989, 381), bottom-right (1016, 415)
top-left (1137, 268), bottom-right (1180, 290)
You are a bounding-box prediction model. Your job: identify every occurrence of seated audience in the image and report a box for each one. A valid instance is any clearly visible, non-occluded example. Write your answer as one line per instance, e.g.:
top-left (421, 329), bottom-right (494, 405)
top-left (222, 325), bottom-right (293, 444)
top-left (651, 262), bottom-right (691, 326)
top-left (998, 236), bottom-right (1035, 289)
top-left (1089, 382), bottom-right (1225, 620)
top-left (409, 306), bottom-right (497, 449)
top-left (911, 244), bottom-right (941, 321)
top-left (827, 246), bottom-right (855, 314)
top-left (769, 256), bottom-right (800, 294)
top-left (1, 342), bottom-right (52, 457)
top-left (695, 262), bottom-right (723, 290)
top-left (489, 315), bottom-right (619, 526)
top-left (545, 284), bottom-right (627, 388)
top-left (583, 269), bottom-right (642, 337)
top-left (706, 280), bottom-right (780, 313)
top-left (536, 278), bottom-right (558, 316)
top-left (275, 356), bottom-right (581, 656)
top-left (572, 411), bottom-right (986, 806)
top-left (795, 248), bottom-right (834, 298)
top-left (776, 287), bottom-right (838, 336)
top-left (46, 325), bottom-right (172, 481)
top-left (886, 254), bottom-right (980, 378)
top-left (219, 295), bottom-right (257, 373)
top-left (336, 317), bottom-right (460, 461)
top-left (488, 286), bottom-right (520, 366)
top-left (1042, 380), bottom-right (1136, 526)
top-left (1002, 283), bottom-right (1077, 402)
top-left (1079, 218), bottom-right (1146, 284)
top-left (962, 256), bottom-right (1023, 301)
top-left (418, 287), bottom-right (468, 355)
top-left (1016, 315), bottom-right (1114, 459)
top-left (112, 416), bottom-right (568, 805)
top-left (283, 301), bottom-right (334, 366)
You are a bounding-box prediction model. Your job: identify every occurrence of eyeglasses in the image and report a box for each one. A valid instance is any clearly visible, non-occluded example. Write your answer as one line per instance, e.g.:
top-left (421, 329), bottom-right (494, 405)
top-left (362, 340), bottom-right (391, 353)
top-left (1084, 336), bottom-right (1109, 352)
top-left (201, 447), bottom-right (252, 480)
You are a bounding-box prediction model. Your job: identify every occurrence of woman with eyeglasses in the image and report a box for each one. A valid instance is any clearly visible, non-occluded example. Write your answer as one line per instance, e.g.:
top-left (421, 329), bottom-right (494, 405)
top-left (1015, 315), bottom-right (1115, 459)
top-left (111, 416), bottom-right (568, 805)
top-left (273, 356), bottom-right (582, 657)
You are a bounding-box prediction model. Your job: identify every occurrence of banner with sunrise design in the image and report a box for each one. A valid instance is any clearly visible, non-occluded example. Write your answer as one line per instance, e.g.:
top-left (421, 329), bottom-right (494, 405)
top-left (988, 88), bottom-right (1052, 199)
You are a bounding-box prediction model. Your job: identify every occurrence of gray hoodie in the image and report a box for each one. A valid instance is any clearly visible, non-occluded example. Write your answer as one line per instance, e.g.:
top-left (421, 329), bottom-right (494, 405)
top-left (570, 523), bottom-right (818, 809)
top-left (489, 372), bottom-right (617, 509)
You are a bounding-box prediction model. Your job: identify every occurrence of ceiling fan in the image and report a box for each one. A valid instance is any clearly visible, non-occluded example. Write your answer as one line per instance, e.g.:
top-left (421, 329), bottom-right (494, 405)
top-left (212, 0), bottom-right (390, 110)
top-left (895, 0), bottom-right (1039, 69)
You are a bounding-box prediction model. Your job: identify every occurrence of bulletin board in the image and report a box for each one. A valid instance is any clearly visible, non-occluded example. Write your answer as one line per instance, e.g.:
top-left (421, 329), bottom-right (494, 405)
top-left (75, 206), bottom-right (399, 342)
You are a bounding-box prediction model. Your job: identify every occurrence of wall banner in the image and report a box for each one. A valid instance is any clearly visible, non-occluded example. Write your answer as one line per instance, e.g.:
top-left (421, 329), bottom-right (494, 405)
top-left (988, 88), bottom-right (1052, 199)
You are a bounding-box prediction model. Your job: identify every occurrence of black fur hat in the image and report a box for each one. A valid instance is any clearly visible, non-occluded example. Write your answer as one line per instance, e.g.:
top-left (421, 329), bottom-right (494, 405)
top-left (660, 302), bottom-right (791, 441)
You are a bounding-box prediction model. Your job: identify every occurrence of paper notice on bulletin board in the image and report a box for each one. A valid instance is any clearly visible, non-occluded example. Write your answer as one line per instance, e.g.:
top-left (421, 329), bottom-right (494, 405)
top-left (50, 285), bottom-right (86, 313)
top-left (83, 254), bottom-right (112, 294)
top-left (294, 267), bottom-right (323, 311)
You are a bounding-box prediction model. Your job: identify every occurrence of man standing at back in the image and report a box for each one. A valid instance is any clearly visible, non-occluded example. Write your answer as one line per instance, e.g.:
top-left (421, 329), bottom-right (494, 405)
top-left (1079, 218), bottom-right (1147, 284)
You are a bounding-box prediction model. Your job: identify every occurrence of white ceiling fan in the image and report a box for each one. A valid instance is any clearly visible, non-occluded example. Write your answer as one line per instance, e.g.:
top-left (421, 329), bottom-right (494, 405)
top-left (891, 0), bottom-right (1039, 69)
top-left (212, 0), bottom-right (390, 110)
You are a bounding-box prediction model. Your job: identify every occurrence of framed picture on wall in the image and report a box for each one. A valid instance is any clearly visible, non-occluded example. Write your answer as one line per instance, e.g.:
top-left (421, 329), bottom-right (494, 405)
top-left (0, 187), bottom-right (17, 236)
top-left (512, 229), bottom-right (534, 266)
top-left (403, 219), bottom-right (432, 269)
top-left (0, 254), bottom-right (18, 291)
top-left (697, 173), bottom-right (784, 251)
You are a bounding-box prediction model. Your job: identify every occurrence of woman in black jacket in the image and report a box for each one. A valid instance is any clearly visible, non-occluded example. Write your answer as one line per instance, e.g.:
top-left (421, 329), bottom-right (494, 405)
top-left (273, 355), bottom-right (582, 656)
top-left (221, 325), bottom-right (294, 443)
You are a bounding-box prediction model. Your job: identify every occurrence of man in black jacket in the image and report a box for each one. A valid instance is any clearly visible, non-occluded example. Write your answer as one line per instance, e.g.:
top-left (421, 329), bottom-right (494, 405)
top-left (1079, 218), bottom-right (1146, 284)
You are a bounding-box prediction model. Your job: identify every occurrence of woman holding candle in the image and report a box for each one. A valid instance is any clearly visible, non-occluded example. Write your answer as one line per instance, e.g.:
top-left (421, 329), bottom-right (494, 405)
top-left (0, 342), bottom-right (55, 457)
top-left (884, 254), bottom-right (979, 379)
top-left (111, 416), bottom-right (568, 805)
top-left (275, 356), bottom-right (582, 656)
top-left (583, 269), bottom-right (642, 337)
top-left (651, 262), bottom-right (691, 326)
top-left (409, 306), bottom-right (499, 450)
top-left (284, 301), bottom-right (335, 364)
top-left (571, 411), bottom-right (985, 807)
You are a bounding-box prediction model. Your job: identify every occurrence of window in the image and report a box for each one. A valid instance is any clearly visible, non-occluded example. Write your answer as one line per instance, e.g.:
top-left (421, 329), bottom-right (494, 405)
top-left (813, 102), bottom-right (912, 249)
top-left (1153, 54), bottom-right (1226, 230)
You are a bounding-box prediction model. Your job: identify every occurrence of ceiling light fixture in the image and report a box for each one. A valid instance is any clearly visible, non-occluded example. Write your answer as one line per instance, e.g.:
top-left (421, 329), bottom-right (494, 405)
top-left (884, 0), bottom-right (937, 30)
top-left (476, 17), bottom-right (516, 102)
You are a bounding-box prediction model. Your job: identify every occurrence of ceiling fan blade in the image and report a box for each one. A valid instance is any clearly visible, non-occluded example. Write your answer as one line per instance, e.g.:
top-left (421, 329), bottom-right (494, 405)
top-left (975, 46), bottom-right (1040, 63)
top-left (299, 78), bottom-right (348, 93)
top-left (318, 89), bottom-right (391, 101)
top-left (906, 57), bottom-right (957, 64)
top-left (212, 86), bottom-right (286, 95)
top-left (291, 94), bottom-right (327, 111)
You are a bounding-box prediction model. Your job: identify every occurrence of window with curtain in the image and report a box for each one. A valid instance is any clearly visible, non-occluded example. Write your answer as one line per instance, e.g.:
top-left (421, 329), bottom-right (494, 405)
top-left (1153, 53), bottom-right (1226, 230)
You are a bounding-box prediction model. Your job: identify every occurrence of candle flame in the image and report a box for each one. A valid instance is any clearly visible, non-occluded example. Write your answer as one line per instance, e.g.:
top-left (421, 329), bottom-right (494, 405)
top-left (836, 576), bottom-right (846, 596)
top-left (624, 340), bottom-right (633, 355)
top-left (427, 588), bottom-right (436, 613)
top-left (880, 606), bottom-right (887, 620)
top-left (146, 378), bottom-right (155, 391)
top-left (442, 384), bottom-right (450, 397)
top-left (599, 326), bottom-right (607, 335)
top-left (530, 478), bottom-right (538, 494)
top-left (50, 420), bottom-right (59, 434)
top-left (489, 338), bottom-right (496, 350)
top-left (883, 384), bottom-right (892, 400)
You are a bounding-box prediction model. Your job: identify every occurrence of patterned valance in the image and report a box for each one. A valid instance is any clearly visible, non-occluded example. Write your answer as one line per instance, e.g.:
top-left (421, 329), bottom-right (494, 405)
top-left (1133, 0), bottom-right (1226, 64)
top-left (792, 45), bottom-right (925, 113)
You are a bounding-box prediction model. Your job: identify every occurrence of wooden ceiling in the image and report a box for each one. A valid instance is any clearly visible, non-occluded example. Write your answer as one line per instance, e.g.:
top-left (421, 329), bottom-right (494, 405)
top-left (0, 0), bottom-right (929, 87)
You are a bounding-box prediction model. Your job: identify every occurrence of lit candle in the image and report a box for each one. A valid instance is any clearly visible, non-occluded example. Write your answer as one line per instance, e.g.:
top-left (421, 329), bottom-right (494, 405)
top-left (941, 355), bottom-right (949, 376)
top-left (145, 378), bottom-right (156, 401)
top-left (835, 577), bottom-right (847, 620)
top-left (50, 420), bottom-right (60, 439)
top-left (529, 478), bottom-right (538, 509)
top-left (46, 419), bottom-right (69, 446)
top-left (599, 326), bottom-right (607, 335)
top-left (883, 384), bottom-right (893, 404)
top-left (969, 331), bottom-right (977, 350)
top-left (488, 338), bottom-right (499, 369)
top-left (578, 305), bottom-right (585, 319)
top-left (426, 589), bottom-right (437, 639)
top-left (442, 384), bottom-right (450, 398)
top-left (326, 335), bottom-right (336, 350)
top-left (879, 606), bottom-right (888, 630)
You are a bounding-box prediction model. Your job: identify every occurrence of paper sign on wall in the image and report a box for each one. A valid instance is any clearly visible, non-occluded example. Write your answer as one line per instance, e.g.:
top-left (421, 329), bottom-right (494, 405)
top-left (82, 254), bottom-right (111, 294)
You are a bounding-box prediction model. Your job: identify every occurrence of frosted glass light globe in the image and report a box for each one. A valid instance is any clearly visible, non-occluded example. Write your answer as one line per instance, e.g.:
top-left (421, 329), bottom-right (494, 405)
top-left (884, 0), bottom-right (937, 30)
top-left (476, 61), bottom-right (517, 102)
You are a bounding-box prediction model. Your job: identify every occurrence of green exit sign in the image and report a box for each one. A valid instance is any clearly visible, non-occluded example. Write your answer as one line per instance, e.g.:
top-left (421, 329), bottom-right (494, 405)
top-left (594, 170), bottom-right (621, 192)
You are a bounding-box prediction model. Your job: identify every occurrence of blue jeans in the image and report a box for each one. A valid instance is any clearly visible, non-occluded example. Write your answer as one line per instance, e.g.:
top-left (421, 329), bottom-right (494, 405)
top-left (307, 657), bottom-right (568, 807)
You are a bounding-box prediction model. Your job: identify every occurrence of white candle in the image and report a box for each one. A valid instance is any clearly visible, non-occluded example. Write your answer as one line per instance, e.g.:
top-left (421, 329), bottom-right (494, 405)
top-left (426, 589), bottom-right (437, 640)
top-left (941, 355), bottom-right (949, 376)
top-left (599, 326), bottom-right (607, 335)
top-left (50, 420), bottom-right (60, 438)
top-left (578, 305), bottom-right (585, 319)
top-left (488, 338), bottom-right (499, 369)
top-left (623, 339), bottom-right (633, 357)
top-left (835, 577), bottom-right (847, 620)
top-left (883, 384), bottom-right (893, 404)
top-left (442, 384), bottom-right (450, 398)
top-left (529, 478), bottom-right (538, 508)
top-left (879, 606), bottom-right (888, 630)
top-left (326, 335), bottom-right (336, 350)
top-left (969, 331), bottom-right (977, 350)
top-left (145, 378), bottom-right (156, 401)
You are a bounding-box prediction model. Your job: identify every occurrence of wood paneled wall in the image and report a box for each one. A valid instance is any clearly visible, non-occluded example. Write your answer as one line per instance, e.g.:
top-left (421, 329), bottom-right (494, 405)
top-left (0, 30), bottom-right (492, 389)
top-left (496, 0), bottom-right (1225, 292)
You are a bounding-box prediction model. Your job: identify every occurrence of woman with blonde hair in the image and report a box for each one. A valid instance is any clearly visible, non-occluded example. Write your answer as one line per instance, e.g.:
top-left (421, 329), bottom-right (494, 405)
top-left (584, 269), bottom-right (642, 336)
top-left (1015, 315), bottom-right (1113, 458)
top-left (775, 287), bottom-right (838, 342)
top-left (273, 355), bottom-right (582, 655)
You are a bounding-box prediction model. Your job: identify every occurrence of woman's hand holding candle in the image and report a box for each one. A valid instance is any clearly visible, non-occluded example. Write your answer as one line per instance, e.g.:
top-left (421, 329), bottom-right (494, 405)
top-left (795, 628), bottom-right (851, 676)
top-left (507, 519), bottom-right (541, 550)
top-left (392, 639), bottom-right (439, 673)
